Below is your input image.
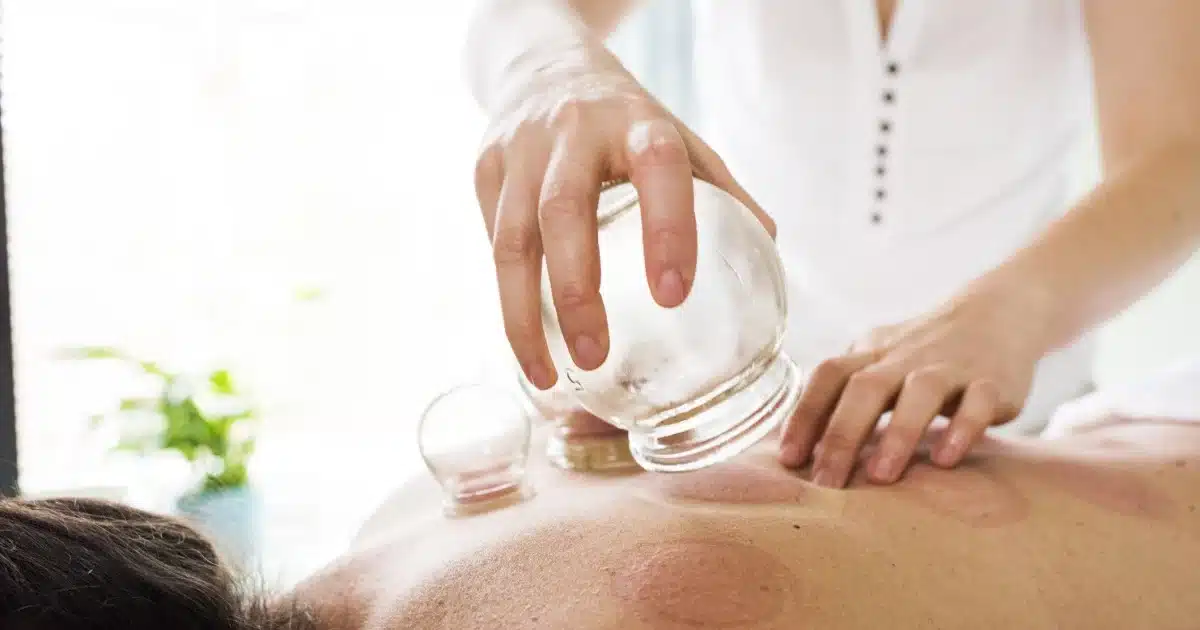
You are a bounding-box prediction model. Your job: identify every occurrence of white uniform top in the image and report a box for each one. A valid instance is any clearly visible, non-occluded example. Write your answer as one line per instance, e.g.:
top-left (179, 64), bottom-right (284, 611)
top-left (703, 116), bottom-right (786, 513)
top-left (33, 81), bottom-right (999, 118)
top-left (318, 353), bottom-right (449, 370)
top-left (691, 0), bottom-right (1097, 435)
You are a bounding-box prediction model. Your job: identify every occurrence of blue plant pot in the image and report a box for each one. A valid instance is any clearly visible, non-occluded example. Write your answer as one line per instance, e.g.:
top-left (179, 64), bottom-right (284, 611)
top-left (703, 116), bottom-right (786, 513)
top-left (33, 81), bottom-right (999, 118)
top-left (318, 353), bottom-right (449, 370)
top-left (175, 487), bottom-right (263, 571)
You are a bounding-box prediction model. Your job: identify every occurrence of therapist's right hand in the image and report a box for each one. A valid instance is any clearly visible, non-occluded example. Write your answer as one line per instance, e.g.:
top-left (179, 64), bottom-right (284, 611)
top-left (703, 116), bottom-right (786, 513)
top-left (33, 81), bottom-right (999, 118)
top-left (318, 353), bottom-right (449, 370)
top-left (474, 46), bottom-right (773, 390)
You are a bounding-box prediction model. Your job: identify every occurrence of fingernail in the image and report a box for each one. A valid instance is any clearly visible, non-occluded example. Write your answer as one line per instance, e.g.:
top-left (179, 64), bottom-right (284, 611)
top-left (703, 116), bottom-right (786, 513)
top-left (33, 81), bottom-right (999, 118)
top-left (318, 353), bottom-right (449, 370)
top-left (573, 334), bottom-right (605, 369)
top-left (656, 269), bottom-right (686, 306)
top-left (527, 362), bottom-right (552, 390)
top-left (871, 452), bottom-right (901, 483)
top-left (936, 430), bottom-right (970, 466)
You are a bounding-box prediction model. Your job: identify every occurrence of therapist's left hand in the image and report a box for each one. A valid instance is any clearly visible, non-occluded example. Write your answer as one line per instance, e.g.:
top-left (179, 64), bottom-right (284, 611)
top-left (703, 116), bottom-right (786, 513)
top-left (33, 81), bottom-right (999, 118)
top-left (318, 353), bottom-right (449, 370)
top-left (778, 287), bottom-right (1049, 488)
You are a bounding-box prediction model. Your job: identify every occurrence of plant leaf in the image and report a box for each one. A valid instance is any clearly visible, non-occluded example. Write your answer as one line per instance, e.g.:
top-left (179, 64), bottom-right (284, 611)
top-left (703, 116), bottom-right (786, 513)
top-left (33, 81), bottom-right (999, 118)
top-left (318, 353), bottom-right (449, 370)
top-left (138, 361), bottom-right (167, 377)
top-left (202, 460), bottom-right (249, 492)
top-left (160, 396), bottom-right (215, 461)
top-left (208, 369), bottom-right (236, 395)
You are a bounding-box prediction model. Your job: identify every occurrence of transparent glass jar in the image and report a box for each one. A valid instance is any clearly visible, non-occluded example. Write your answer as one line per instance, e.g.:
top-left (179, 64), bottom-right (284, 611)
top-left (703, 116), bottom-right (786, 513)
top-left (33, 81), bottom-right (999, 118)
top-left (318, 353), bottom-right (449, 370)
top-left (517, 373), bottom-right (640, 473)
top-left (419, 382), bottom-right (535, 516)
top-left (532, 177), bottom-right (801, 472)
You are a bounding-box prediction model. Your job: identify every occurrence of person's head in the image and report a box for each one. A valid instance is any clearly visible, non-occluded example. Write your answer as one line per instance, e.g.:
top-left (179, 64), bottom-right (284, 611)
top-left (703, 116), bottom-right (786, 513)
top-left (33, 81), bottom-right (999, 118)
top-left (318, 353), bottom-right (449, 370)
top-left (0, 497), bottom-right (315, 630)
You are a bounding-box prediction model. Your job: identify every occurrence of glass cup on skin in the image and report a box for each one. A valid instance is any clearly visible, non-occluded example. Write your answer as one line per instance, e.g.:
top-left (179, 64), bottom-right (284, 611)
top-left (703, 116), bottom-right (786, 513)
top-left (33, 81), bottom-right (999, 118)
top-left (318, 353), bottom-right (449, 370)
top-left (518, 372), bottom-right (641, 473)
top-left (532, 178), bottom-right (801, 473)
top-left (419, 382), bottom-right (536, 516)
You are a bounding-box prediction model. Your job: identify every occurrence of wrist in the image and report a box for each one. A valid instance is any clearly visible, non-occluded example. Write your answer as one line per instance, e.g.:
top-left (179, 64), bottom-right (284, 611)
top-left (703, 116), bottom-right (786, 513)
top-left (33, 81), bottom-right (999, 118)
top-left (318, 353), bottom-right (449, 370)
top-left (954, 263), bottom-right (1064, 357)
top-left (466, 1), bottom-right (615, 111)
top-left (488, 42), bottom-right (627, 116)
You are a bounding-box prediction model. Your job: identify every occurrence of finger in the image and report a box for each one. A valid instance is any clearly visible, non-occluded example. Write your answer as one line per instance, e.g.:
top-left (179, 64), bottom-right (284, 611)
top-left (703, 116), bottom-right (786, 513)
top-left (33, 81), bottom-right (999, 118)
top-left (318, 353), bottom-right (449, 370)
top-left (539, 131), bottom-right (609, 371)
top-left (672, 120), bottom-right (776, 238)
top-left (493, 159), bottom-right (556, 390)
top-left (812, 366), bottom-right (903, 488)
top-left (933, 379), bottom-right (1003, 468)
top-left (778, 353), bottom-right (875, 468)
top-left (475, 143), bottom-right (505, 239)
top-left (868, 365), bottom-right (963, 484)
top-left (624, 119), bottom-right (697, 308)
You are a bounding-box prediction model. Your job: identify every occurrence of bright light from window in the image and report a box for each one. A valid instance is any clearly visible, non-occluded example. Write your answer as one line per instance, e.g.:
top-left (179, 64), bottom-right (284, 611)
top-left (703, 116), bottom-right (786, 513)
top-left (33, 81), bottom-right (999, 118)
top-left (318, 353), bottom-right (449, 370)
top-left (4, 0), bottom-right (508, 582)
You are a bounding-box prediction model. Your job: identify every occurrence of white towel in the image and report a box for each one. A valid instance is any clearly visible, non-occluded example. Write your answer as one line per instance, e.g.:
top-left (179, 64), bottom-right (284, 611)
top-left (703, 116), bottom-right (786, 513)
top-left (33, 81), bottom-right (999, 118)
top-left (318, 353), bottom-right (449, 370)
top-left (1044, 358), bottom-right (1200, 438)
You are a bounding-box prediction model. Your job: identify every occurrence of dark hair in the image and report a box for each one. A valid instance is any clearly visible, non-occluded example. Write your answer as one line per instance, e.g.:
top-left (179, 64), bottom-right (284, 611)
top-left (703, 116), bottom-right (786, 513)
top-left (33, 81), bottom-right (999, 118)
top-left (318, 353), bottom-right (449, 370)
top-left (0, 497), bottom-right (317, 630)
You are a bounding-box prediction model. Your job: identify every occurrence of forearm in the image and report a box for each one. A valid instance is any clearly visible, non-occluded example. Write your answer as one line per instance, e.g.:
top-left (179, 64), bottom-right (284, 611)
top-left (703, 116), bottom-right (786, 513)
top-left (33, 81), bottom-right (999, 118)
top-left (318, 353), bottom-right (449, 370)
top-left (973, 139), bottom-right (1200, 353)
top-left (464, 0), bottom-right (639, 112)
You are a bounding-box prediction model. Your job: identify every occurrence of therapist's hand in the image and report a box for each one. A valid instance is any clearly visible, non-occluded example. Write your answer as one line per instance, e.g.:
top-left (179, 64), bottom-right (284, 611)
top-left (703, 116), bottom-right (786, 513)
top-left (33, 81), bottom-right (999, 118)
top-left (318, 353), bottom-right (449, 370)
top-left (778, 286), bottom-right (1049, 488)
top-left (475, 45), bottom-right (772, 390)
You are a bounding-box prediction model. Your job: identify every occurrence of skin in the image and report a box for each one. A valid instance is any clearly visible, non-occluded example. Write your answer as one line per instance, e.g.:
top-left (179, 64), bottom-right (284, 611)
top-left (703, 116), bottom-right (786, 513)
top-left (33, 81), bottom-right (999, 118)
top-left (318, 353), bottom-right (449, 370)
top-left (466, 0), bottom-right (1200, 487)
top-left (292, 413), bottom-right (1200, 629)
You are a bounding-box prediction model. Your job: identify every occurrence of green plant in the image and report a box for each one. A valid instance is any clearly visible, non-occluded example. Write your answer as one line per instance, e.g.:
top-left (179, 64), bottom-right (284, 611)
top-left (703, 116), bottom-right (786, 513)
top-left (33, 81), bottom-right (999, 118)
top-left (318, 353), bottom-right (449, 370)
top-left (61, 347), bottom-right (259, 496)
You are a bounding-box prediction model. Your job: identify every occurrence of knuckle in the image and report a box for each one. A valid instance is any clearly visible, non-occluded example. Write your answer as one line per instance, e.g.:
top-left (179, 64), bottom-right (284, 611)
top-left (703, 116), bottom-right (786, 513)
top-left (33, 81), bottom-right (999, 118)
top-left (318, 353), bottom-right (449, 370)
top-left (627, 120), bottom-right (689, 169)
top-left (496, 120), bottom-right (539, 153)
top-left (964, 379), bottom-right (1018, 426)
top-left (812, 358), bottom-right (848, 382)
top-left (550, 99), bottom-right (589, 130)
top-left (644, 224), bottom-right (689, 252)
top-left (905, 366), bottom-right (953, 392)
top-left (992, 400), bottom-right (1023, 425)
top-left (972, 378), bottom-right (1003, 402)
top-left (492, 226), bottom-right (539, 266)
top-left (553, 278), bottom-right (597, 310)
top-left (538, 192), bottom-right (591, 225)
top-left (847, 369), bottom-right (894, 396)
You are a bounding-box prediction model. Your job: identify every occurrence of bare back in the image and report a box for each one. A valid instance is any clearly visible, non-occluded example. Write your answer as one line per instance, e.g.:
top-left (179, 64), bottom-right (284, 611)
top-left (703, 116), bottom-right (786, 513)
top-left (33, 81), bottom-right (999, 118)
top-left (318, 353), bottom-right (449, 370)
top-left (296, 420), bottom-right (1200, 629)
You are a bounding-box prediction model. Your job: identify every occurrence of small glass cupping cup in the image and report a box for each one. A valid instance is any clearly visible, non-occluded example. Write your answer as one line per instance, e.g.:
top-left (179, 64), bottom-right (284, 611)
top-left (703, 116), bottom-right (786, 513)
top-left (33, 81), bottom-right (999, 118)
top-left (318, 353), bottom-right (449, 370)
top-left (418, 382), bottom-right (535, 516)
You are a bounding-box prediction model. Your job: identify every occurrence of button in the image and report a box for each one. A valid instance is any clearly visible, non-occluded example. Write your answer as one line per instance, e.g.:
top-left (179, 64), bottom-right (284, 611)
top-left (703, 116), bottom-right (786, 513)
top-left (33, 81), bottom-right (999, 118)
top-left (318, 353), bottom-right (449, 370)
top-left (877, 145), bottom-right (888, 157)
top-left (883, 90), bottom-right (895, 104)
top-left (880, 120), bottom-right (892, 133)
top-left (870, 212), bottom-right (883, 225)
top-left (875, 165), bottom-right (886, 177)
top-left (886, 62), bottom-right (900, 75)
top-left (875, 189), bottom-right (887, 201)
